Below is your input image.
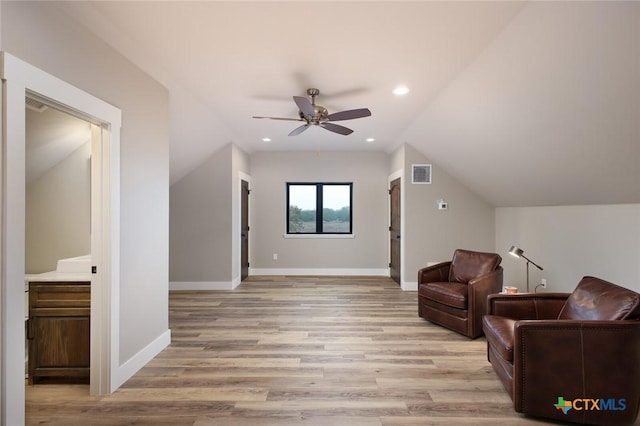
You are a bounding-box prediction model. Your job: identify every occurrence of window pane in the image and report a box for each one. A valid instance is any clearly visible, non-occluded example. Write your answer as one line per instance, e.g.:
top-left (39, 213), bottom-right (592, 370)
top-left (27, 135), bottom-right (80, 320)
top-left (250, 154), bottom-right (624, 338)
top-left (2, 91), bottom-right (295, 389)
top-left (322, 185), bottom-right (351, 233)
top-left (288, 185), bottom-right (316, 233)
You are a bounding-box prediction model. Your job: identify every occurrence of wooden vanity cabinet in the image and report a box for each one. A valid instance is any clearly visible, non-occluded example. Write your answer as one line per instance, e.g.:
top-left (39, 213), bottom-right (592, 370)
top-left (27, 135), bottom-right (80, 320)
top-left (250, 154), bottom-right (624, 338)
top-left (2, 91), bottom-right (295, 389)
top-left (27, 281), bottom-right (90, 384)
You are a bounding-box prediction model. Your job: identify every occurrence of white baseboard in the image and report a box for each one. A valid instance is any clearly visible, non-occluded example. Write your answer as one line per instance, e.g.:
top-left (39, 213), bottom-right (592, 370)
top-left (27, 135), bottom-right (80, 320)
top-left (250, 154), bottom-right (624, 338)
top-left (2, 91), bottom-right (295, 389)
top-left (249, 268), bottom-right (389, 276)
top-left (170, 271), bottom-right (399, 290)
top-left (169, 281), bottom-right (235, 290)
top-left (402, 281), bottom-right (418, 291)
top-left (231, 276), bottom-right (241, 289)
top-left (113, 328), bottom-right (170, 390)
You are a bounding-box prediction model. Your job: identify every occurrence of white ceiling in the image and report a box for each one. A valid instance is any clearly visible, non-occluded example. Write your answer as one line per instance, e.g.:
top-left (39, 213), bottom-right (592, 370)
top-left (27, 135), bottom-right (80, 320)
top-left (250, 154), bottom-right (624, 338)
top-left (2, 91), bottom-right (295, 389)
top-left (56, 1), bottom-right (639, 207)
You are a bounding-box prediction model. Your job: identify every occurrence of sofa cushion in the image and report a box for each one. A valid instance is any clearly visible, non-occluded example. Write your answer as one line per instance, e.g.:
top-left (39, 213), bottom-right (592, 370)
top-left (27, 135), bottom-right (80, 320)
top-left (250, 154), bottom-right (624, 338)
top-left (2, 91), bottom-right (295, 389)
top-left (558, 276), bottom-right (640, 320)
top-left (482, 316), bottom-right (516, 362)
top-left (418, 282), bottom-right (467, 309)
top-left (449, 249), bottom-right (501, 284)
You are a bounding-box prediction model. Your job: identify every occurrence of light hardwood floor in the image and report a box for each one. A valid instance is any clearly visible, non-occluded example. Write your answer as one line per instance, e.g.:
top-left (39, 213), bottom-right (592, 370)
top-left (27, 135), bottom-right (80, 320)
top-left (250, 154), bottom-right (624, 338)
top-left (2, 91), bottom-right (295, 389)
top-left (26, 276), bottom-right (554, 425)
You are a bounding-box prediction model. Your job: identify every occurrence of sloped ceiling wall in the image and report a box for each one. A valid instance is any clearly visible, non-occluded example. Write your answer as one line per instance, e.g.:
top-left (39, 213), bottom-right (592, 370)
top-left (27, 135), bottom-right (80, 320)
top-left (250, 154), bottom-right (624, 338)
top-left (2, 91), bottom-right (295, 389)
top-left (51, 1), bottom-right (640, 207)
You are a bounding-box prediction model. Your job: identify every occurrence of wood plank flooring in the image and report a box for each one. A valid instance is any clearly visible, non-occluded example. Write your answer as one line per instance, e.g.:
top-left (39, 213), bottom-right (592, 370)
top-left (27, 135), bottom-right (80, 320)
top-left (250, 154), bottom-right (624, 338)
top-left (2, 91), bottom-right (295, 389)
top-left (26, 276), bottom-right (552, 425)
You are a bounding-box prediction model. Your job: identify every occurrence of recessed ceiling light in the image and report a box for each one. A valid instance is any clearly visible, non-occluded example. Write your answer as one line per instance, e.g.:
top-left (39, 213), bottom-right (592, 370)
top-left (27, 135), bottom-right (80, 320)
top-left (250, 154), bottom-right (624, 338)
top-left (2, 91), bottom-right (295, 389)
top-left (393, 86), bottom-right (409, 96)
top-left (366, 138), bottom-right (375, 142)
top-left (262, 137), bottom-right (271, 142)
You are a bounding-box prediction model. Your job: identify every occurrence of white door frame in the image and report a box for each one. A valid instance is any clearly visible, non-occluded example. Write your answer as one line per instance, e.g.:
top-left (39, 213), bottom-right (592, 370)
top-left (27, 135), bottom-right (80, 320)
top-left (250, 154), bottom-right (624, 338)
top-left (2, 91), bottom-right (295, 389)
top-left (1, 52), bottom-right (121, 425)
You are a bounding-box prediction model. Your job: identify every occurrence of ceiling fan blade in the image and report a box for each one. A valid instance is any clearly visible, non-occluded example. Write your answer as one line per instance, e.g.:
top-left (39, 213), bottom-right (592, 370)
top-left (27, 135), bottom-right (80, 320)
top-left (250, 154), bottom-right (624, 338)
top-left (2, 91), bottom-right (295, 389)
top-left (320, 122), bottom-right (353, 135)
top-left (293, 96), bottom-right (315, 117)
top-left (253, 116), bottom-right (304, 122)
top-left (288, 124), bottom-right (310, 136)
top-left (326, 108), bottom-right (372, 122)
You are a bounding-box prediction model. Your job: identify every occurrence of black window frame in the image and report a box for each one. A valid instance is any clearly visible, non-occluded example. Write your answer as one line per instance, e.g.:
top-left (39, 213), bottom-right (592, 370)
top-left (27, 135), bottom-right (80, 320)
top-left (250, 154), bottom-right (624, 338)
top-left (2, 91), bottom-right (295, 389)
top-left (286, 182), bottom-right (353, 235)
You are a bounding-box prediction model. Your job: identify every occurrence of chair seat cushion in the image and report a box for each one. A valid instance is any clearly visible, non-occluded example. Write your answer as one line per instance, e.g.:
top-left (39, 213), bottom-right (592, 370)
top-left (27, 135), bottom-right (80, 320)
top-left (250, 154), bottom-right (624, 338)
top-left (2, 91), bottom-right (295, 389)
top-left (418, 282), bottom-right (467, 309)
top-left (482, 316), bottom-right (516, 362)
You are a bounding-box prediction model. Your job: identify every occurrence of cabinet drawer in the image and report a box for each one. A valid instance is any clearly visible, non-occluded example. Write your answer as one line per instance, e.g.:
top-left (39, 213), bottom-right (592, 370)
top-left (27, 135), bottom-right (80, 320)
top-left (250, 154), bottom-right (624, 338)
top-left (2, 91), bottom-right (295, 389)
top-left (29, 282), bottom-right (90, 309)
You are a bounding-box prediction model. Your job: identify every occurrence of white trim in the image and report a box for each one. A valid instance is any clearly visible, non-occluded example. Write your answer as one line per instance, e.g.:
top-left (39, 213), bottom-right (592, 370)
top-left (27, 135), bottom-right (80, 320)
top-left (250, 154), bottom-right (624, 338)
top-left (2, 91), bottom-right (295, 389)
top-left (170, 281), bottom-right (238, 291)
top-left (1, 52), bottom-right (121, 424)
top-left (231, 276), bottom-right (241, 289)
top-left (402, 281), bottom-right (418, 291)
top-left (0, 63), bottom-right (4, 426)
top-left (283, 233), bottom-right (355, 239)
top-left (389, 169), bottom-right (403, 183)
top-left (113, 329), bottom-right (170, 389)
top-left (250, 268), bottom-right (389, 276)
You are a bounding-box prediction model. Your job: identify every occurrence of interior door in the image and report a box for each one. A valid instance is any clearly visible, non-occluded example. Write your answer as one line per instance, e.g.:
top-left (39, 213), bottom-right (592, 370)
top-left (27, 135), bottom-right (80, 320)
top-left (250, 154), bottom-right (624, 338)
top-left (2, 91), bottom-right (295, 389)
top-left (389, 178), bottom-right (401, 285)
top-left (240, 179), bottom-right (249, 281)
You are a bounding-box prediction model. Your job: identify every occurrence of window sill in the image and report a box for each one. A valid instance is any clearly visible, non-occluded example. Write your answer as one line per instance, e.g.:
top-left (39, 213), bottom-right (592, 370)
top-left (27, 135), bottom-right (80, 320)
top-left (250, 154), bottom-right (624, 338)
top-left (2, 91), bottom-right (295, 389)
top-left (283, 234), bottom-right (355, 239)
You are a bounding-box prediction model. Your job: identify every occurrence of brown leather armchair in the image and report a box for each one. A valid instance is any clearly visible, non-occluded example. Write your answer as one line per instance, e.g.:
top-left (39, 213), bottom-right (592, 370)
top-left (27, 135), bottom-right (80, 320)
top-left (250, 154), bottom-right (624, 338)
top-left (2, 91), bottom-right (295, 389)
top-left (483, 276), bottom-right (640, 425)
top-left (418, 249), bottom-right (503, 338)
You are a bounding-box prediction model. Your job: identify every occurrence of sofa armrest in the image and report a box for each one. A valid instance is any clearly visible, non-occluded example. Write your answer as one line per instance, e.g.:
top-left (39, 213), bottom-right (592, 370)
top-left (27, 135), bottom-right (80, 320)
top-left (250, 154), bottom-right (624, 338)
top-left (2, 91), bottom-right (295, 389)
top-left (468, 267), bottom-right (504, 292)
top-left (418, 261), bottom-right (451, 284)
top-left (512, 320), bottom-right (640, 424)
top-left (467, 267), bottom-right (503, 337)
top-left (487, 293), bottom-right (570, 320)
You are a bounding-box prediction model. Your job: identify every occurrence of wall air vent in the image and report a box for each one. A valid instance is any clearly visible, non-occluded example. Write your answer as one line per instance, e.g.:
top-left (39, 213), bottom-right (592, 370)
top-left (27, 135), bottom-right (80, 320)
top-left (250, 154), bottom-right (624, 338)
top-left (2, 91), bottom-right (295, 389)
top-left (412, 164), bottom-right (432, 184)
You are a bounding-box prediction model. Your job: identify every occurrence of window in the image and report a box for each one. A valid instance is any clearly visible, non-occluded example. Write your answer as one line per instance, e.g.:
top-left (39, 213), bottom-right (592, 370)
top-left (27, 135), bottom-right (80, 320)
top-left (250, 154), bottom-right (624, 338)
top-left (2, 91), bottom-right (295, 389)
top-left (287, 183), bottom-right (352, 234)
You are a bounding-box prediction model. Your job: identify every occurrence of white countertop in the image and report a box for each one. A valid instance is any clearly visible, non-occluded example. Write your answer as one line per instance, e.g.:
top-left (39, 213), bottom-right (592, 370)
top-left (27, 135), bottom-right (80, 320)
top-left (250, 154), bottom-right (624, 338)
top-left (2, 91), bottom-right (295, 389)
top-left (25, 272), bottom-right (91, 289)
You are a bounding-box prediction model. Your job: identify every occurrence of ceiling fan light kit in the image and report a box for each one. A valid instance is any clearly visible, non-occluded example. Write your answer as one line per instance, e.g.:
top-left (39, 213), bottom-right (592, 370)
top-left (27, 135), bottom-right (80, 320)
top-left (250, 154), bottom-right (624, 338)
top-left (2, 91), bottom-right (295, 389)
top-left (253, 88), bottom-right (371, 136)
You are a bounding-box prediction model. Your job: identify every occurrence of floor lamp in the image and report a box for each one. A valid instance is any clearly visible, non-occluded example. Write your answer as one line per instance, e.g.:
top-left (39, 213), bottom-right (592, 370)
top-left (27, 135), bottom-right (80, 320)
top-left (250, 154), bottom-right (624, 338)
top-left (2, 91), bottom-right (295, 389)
top-left (508, 246), bottom-right (543, 293)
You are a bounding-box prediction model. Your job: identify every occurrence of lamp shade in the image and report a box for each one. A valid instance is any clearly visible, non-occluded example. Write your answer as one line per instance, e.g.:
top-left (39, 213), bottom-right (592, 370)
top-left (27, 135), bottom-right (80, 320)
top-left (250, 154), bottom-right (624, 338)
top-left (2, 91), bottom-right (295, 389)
top-left (509, 246), bottom-right (524, 258)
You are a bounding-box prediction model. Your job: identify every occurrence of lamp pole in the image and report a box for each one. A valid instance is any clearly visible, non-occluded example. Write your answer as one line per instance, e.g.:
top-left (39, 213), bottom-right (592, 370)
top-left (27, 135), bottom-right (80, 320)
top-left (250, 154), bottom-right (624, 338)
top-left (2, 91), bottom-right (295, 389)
top-left (509, 247), bottom-right (543, 293)
top-left (522, 254), bottom-right (543, 293)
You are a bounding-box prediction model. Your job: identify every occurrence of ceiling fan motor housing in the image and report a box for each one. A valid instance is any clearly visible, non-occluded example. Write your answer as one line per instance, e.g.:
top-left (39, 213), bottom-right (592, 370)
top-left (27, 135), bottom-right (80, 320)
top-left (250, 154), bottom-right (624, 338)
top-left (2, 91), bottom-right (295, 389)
top-left (299, 105), bottom-right (328, 122)
top-left (253, 87), bottom-right (371, 136)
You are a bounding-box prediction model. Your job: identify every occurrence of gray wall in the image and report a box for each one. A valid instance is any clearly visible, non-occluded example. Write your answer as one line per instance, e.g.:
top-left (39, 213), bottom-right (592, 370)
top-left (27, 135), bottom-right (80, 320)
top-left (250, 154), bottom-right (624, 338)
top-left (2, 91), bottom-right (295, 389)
top-left (26, 142), bottom-right (91, 274)
top-left (169, 142), bottom-right (250, 286)
top-left (169, 144), bottom-right (497, 284)
top-left (496, 204), bottom-right (640, 293)
top-left (389, 144), bottom-right (404, 174)
top-left (402, 143), bottom-right (496, 285)
top-left (2, 1), bottom-right (170, 362)
top-left (170, 144), bottom-right (233, 282)
top-left (249, 151), bottom-right (389, 272)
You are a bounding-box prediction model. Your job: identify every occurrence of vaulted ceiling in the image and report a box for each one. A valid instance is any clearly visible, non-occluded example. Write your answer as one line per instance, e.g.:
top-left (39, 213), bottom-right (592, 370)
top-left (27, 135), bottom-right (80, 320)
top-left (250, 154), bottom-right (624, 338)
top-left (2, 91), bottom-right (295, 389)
top-left (55, 1), bottom-right (639, 207)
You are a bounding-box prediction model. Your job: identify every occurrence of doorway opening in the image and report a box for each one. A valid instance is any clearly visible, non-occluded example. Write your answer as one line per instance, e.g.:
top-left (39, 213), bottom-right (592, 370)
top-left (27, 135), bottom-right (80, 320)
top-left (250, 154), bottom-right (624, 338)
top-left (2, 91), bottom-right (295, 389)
top-left (240, 178), bottom-right (250, 282)
top-left (1, 52), bottom-right (122, 425)
top-left (25, 96), bottom-right (93, 385)
top-left (238, 172), bottom-right (251, 284)
top-left (389, 176), bottom-right (401, 286)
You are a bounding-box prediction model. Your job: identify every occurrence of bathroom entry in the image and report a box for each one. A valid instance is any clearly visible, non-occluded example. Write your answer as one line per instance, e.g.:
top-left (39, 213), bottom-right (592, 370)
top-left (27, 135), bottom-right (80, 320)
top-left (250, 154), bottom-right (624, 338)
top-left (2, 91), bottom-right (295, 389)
top-left (2, 53), bottom-right (121, 423)
top-left (25, 96), bottom-right (92, 274)
top-left (25, 96), bottom-right (93, 386)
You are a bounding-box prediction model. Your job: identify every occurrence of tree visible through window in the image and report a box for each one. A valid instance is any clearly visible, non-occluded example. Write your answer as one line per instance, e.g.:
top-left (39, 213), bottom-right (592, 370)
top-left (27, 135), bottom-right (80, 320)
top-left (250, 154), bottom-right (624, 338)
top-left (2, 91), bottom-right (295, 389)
top-left (287, 183), bottom-right (352, 234)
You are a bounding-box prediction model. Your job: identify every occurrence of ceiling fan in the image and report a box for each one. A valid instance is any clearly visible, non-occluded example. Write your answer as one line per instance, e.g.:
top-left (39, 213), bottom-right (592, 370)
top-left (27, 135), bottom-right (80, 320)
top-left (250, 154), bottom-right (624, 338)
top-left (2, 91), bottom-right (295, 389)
top-left (252, 88), bottom-right (371, 136)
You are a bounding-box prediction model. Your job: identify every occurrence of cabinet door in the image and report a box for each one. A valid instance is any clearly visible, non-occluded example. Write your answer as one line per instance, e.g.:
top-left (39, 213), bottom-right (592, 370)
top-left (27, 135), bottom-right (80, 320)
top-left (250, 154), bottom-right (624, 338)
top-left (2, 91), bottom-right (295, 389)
top-left (28, 282), bottom-right (90, 384)
top-left (29, 316), bottom-right (90, 383)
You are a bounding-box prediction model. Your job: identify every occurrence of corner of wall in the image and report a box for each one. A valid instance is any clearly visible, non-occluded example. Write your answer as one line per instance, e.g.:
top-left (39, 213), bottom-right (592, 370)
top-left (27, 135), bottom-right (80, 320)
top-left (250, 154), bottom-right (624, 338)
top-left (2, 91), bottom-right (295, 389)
top-left (402, 141), bottom-right (495, 280)
top-left (113, 329), bottom-right (170, 391)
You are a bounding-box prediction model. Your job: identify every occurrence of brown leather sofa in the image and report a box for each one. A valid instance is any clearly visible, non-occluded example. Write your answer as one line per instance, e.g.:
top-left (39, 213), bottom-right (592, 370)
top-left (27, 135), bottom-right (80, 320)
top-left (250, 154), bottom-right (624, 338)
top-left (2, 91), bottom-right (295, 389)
top-left (483, 276), bottom-right (640, 425)
top-left (418, 249), bottom-right (503, 338)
